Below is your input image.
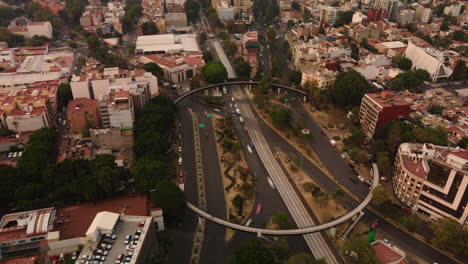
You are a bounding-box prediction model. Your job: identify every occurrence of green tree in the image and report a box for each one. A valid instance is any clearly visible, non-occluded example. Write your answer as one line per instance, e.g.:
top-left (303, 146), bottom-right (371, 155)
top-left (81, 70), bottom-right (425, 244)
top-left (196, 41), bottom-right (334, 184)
top-left (141, 21), bottom-right (158, 35)
top-left (342, 237), bottom-right (378, 264)
top-left (132, 158), bottom-right (167, 192)
top-left (233, 56), bottom-right (251, 80)
top-left (269, 107), bottom-right (292, 129)
top-left (330, 70), bottom-right (371, 107)
top-left (458, 137), bottom-right (468, 149)
top-left (152, 179), bottom-right (186, 223)
top-left (198, 31), bottom-right (207, 45)
top-left (289, 70), bottom-right (302, 85)
top-left (68, 41), bottom-right (78, 49)
top-left (388, 69), bottom-right (430, 91)
top-left (401, 213), bottom-right (423, 232)
top-left (291, 1), bottom-right (300, 11)
top-left (285, 253), bottom-right (327, 264)
top-left (452, 30), bottom-right (466, 41)
top-left (376, 152), bottom-right (391, 174)
top-left (201, 61), bottom-right (227, 84)
top-left (142, 62), bottom-right (164, 79)
top-left (451, 60), bottom-right (467, 81)
top-left (232, 194), bottom-right (245, 209)
top-left (430, 218), bottom-right (468, 258)
top-left (272, 210), bottom-right (291, 229)
top-left (350, 43), bottom-right (359, 60)
top-left (371, 185), bottom-right (390, 207)
top-left (270, 239), bottom-right (290, 262)
top-left (0, 165), bottom-right (19, 209)
top-left (222, 39), bottom-right (238, 57)
top-left (397, 57), bottom-right (412, 71)
top-left (331, 189), bottom-right (345, 208)
top-left (184, 0), bottom-right (200, 23)
top-left (228, 238), bottom-right (274, 264)
top-left (202, 50), bottom-right (213, 62)
top-left (56, 83), bottom-right (73, 110)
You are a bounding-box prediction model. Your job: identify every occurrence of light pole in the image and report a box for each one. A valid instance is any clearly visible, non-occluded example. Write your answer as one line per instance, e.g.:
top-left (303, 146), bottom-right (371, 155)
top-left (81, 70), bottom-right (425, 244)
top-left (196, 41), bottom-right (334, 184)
top-left (300, 128), bottom-right (310, 170)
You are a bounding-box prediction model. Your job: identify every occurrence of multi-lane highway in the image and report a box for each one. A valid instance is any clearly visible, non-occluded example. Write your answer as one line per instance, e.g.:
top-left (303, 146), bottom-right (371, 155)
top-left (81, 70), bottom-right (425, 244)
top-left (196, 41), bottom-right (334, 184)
top-left (231, 88), bottom-right (340, 264)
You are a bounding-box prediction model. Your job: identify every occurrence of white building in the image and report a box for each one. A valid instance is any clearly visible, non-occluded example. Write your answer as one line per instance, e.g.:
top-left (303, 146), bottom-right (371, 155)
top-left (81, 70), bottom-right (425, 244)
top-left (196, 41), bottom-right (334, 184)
top-left (397, 9), bottom-right (415, 26)
top-left (414, 6), bottom-right (432, 24)
top-left (393, 143), bottom-right (468, 225)
top-left (404, 42), bottom-right (453, 83)
top-left (135, 34), bottom-right (199, 55)
top-left (70, 68), bottom-right (158, 100)
top-left (5, 106), bottom-right (51, 132)
top-left (352, 12), bottom-right (367, 24)
top-left (216, 0), bottom-right (235, 21)
top-left (319, 6), bottom-right (339, 25)
top-left (443, 3), bottom-right (463, 17)
top-left (99, 90), bottom-right (134, 130)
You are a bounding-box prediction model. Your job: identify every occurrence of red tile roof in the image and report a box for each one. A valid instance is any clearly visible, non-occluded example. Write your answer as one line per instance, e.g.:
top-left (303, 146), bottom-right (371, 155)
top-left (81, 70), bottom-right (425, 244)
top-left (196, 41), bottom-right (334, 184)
top-left (54, 195), bottom-right (149, 239)
top-left (372, 241), bottom-right (407, 264)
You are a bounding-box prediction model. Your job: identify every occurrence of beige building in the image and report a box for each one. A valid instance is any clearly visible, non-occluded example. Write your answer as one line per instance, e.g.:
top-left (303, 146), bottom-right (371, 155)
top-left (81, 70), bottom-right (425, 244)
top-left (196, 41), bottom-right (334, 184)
top-left (233, 0), bottom-right (253, 17)
top-left (393, 143), bottom-right (468, 226)
top-left (301, 69), bottom-right (336, 90)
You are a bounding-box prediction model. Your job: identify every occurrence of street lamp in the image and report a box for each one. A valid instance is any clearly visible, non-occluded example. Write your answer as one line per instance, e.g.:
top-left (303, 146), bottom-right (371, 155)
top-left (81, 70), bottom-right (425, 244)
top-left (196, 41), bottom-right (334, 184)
top-left (299, 128), bottom-right (310, 170)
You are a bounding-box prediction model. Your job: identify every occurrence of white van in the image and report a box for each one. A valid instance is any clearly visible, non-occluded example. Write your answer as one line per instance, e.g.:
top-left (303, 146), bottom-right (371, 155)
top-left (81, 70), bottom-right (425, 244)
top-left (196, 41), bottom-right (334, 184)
top-left (267, 177), bottom-right (275, 189)
top-left (235, 108), bottom-right (241, 115)
top-left (245, 218), bottom-right (252, 226)
top-left (247, 145), bottom-right (252, 153)
top-left (178, 156), bottom-right (183, 166)
top-left (239, 116), bottom-right (244, 123)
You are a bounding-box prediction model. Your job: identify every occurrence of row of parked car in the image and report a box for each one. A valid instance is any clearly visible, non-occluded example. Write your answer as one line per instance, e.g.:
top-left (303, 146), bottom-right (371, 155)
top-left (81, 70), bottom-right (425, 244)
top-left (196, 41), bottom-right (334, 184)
top-left (116, 229), bottom-right (142, 264)
top-left (77, 233), bottom-right (116, 264)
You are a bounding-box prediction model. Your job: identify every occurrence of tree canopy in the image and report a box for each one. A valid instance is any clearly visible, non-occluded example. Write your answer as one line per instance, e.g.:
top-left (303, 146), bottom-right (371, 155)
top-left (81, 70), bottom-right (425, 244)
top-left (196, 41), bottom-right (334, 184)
top-left (451, 60), bottom-right (467, 81)
top-left (184, 0), bottom-right (200, 23)
top-left (272, 210), bottom-right (292, 229)
top-left (285, 253), bottom-right (327, 264)
top-left (269, 107), bottom-right (293, 129)
top-left (233, 56), bottom-right (251, 80)
top-left (141, 21), bottom-right (158, 35)
top-left (387, 69), bottom-right (430, 92)
top-left (342, 237), bottom-right (378, 264)
top-left (228, 238), bottom-right (274, 264)
top-left (397, 57), bottom-right (412, 71)
top-left (132, 158), bottom-right (167, 192)
top-left (330, 70), bottom-right (371, 107)
top-left (152, 179), bottom-right (186, 222)
top-left (201, 61), bottom-right (228, 84)
top-left (57, 83), bottom-right (73, 110)
top-left (430, 218), bottom-right (468, 258)
top-left (142, 62), bottom-right (164, 79)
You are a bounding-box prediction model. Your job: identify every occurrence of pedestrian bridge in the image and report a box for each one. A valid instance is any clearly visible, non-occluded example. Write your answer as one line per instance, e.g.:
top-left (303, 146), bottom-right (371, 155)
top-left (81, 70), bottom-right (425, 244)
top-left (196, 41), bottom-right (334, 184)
top-left (174, 81), bottom-right (308, 104)
top-left (186, 165), bottom-right (378, 235)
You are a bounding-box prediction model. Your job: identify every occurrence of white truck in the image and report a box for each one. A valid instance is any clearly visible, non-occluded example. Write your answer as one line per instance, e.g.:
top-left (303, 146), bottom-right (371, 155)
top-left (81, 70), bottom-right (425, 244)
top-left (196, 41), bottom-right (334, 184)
top-left (330, 139), bottom-right (337, 146)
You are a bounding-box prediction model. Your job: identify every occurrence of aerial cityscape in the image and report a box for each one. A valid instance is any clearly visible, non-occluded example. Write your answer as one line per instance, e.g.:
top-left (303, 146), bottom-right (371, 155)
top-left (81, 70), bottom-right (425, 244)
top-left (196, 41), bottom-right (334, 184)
top-left (0, 0), bottom-right (466, 263)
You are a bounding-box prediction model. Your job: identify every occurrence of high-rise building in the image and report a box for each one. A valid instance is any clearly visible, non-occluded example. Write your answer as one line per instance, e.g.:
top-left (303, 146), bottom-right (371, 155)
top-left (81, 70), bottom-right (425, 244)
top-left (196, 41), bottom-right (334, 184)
top-left (319, 6), bottom-right (339, 25)
top-left (393, 143), bottom-right (468, 226)
top-left (359, 91), bottom-right (411, 136)
top-left (372, 0), bottom-right (399, 20)
top-left (232, 0), bottom-right (253, 17)
top-left (414, 6), bottom-right (432, 24)
top-left (397, 9), bottom-right (415, 26)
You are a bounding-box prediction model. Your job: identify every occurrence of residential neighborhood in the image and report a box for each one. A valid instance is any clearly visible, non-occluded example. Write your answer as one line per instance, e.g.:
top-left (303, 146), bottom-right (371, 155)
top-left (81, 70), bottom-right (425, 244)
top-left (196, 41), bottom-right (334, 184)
top-left (0, 0), bottom-right (466, 264)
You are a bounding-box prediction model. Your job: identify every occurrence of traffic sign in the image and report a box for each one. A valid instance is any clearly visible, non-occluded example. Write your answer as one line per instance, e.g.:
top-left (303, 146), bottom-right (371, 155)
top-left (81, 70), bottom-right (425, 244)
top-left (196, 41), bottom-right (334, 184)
top-left (198, 124), bottom-right (205, 128)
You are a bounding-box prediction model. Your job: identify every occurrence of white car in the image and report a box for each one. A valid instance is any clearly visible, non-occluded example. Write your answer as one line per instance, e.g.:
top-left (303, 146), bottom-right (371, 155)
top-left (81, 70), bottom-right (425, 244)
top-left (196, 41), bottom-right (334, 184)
top-left (178, 146), bottom-right (182, 153)
top-left (100, 243), bottom-right (112, 250)
top-left (80, 255), bottom-right (89, 260)
top-left (358, 175), bottom-right (365, 182)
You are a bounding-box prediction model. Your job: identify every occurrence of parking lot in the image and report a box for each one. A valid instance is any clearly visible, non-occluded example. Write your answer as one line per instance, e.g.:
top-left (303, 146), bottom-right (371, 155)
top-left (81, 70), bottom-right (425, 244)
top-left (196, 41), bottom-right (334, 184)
top-left (78, 221), bottom-right (145, 264)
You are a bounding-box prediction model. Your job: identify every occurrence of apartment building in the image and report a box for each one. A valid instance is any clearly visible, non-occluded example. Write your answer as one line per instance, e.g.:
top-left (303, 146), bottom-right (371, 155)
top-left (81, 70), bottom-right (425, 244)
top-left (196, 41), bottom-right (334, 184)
top-left (215, 0), bottom-right (234, 21)
top-left (232, 0), bottom-right (253, 17)
top-left (359, 91), bottom-right (411, 136)
top-left (140, 53), bottom-right (204, 83)
top-left (301, 69), bottom-right (337, 90)
top-left (443, 3), bottom-right (463, 17)
top-left (393, 143), bottom-right (468, 225)
top-left (397, 9), bottom-right (414, 26)
top-left (70, 67), bottom-right (158, 100)
top-left (319, 6), bottom-right (339, 25)
top-left (99, 90), bottom-right (134, 130)
top-left (5, 106), bottom-right (51, 132)
top-left (414, 6), bottom-right (432, 24)
top-left (67, 98), bottom-right (101, 134)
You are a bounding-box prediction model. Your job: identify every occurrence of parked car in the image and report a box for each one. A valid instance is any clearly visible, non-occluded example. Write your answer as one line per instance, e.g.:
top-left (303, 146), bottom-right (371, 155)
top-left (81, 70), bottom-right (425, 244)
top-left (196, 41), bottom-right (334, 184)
top-left (401, 208), bottom-right (412, 215)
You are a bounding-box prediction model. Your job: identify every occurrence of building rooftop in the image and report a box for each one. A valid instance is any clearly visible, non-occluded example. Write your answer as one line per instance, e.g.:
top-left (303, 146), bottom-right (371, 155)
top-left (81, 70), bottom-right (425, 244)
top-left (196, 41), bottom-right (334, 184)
top-left (372, 240), bottom-right (407, 264)
top-left (67, 98), bottom-right (98, 114)
top-left (365, 91), bottom-right (411, 108)
top-left (54, 195), bottom-right (149, 239)
top-left (0, 208), bottom-right (55, 243)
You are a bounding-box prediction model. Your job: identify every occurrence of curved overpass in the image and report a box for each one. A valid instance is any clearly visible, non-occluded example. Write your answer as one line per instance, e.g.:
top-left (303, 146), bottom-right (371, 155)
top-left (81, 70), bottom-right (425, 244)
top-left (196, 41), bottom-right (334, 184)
top-left (187, 165), bottom-right (378, 235)
top-left (175, 82), bottom-right (378, 235)
top-left (174, 81), bottom-right (308, 104)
